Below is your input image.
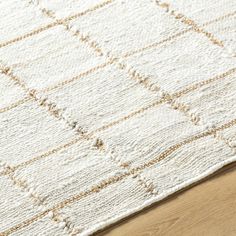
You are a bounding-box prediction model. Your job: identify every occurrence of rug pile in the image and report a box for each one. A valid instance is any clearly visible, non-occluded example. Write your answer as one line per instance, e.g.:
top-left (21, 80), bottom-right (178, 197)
top-left (0, 0), bottom-right (236, 235)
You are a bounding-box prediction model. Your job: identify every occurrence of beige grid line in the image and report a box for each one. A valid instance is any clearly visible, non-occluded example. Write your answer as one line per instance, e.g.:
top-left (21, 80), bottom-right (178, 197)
top-left (0, 6), bottom-right (235, 210)
top-left (155, 0), bottom-right (236, 57)
top-left (0, 163), bottom-right (78, 235)
top-left (0, 33), bottom-right (114, 233)
top-left (28, 0), bottom-right (161, 196)
top-left (41, 59), bottom-right (115, 93)
top-left (201, 10), bottom-right (236, 27)
top-left (167, 96), bottom-right (236, 153)
top-left (109, 149), bottom-right (158, 195)
top-left (2, 2), bottom-right (228, 201)
top-left (0, 57), bottom-right (119, 233)
top-left (0, 19), bottom-right (157, 230)
top-left (0, 62), bottom-right (91, 136)
top-left (0, 60), bottom-right (114, 114)
top-left (36, 3), bottom-right (160, 94)
top-left (152, 0), bottom-right (236, 152)
top-left (53, 2), bottom-right (214, 198)
top-left (214, 133), bottom-right (236, 152)
top-left (1, 117), bottom-right (236, 236)
top-left (153, 0), bottom-right (236, 161)
top-left (0, 97), bottom-right (32, 113)
top-left (0, 0), bottom-right (115, 49)
top-left (10, 9), bottom-right (236, 75)
top-left (42, 10), bottom-right (236, 93)
top-left (51, 2), bottom-right (236, 151)
top-left (1, 66), bottom-right (234, 225)
top-left (162, 93), bottom-right (200, 124)
top-left (164, 81), bottom-right (236, 153)
top-left (38, 7), bottom-right (103, 56)
top-left (0, 63), bottom-right (86, 234)
top-left (164, 83), bottom-right (236, 152)
top-left (37, 1), bottom-right (168, 199)
top-left (0, 52), bottom-right (146, 196)
top-left (155, 0), bottom-right (223, 46)
top-left (1, 10), bottom-right (235, 114)
top-left (1, 4), bottom-right (235, 234)
top-left (93, 66), bottom-right (235, 136)
top-left (1, 67), bottom-right (235, 177)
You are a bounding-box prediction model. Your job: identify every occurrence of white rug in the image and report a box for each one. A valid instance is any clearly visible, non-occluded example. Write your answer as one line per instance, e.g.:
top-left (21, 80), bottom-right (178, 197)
top-left (0, 0), bottom-right (236, 235)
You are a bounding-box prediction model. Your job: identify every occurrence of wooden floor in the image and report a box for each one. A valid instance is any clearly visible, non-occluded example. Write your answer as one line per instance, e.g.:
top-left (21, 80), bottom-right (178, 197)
top-left (97, 162), bottom-right (236, 236)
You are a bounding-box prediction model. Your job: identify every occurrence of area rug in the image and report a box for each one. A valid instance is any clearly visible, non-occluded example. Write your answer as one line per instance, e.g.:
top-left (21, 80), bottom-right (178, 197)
top-left (0, 0), bottom-right (236, 235)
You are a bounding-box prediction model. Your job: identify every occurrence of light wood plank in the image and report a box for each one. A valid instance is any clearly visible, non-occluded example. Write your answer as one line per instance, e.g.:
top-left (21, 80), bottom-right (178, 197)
top-left (97, 162), bottom-right (236, 236)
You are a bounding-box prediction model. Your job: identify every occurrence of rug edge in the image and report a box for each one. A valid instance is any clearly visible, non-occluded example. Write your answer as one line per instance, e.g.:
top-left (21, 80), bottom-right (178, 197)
top-left (82, 154), bottom-right (236, 236)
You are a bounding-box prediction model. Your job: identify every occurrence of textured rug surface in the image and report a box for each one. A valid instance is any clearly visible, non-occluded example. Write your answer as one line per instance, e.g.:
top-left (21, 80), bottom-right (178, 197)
top-left (0, 0), bottom-right (236, 235)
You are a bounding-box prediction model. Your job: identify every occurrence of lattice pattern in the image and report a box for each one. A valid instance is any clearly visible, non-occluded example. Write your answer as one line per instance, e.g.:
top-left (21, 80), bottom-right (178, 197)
top-left (0, 0), bottom-right (236, 235)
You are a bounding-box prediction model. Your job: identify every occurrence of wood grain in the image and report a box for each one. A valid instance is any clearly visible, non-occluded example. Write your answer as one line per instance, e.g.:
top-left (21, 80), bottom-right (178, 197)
top-left (97, 162), bottom-right (236, 236)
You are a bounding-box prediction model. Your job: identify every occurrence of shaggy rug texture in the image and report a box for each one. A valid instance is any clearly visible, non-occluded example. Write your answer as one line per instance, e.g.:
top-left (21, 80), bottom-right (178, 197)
top-left (0, 0), bottom-right (236, 235)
